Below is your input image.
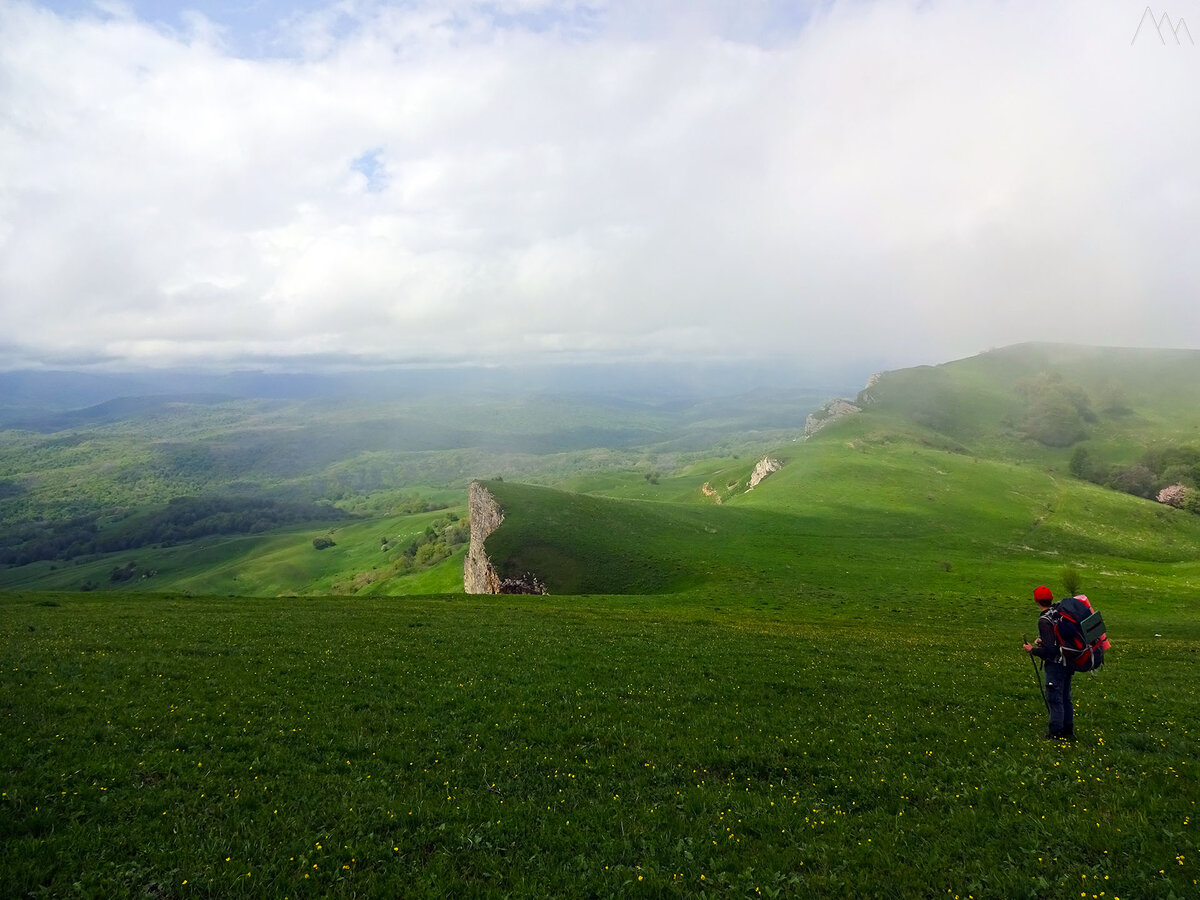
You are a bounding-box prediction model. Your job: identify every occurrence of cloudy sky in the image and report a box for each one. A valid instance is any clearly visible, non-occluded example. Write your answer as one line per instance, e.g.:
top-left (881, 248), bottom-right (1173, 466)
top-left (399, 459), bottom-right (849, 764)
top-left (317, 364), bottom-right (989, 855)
top-left (1, 0), bottom-right (1197, 373)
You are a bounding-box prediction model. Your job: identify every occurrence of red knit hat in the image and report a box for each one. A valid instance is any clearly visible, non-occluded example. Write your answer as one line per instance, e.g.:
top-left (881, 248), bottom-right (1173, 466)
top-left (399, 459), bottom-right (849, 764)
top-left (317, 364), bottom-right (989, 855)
top-left (1033, 585), bottom-right (1054, 603)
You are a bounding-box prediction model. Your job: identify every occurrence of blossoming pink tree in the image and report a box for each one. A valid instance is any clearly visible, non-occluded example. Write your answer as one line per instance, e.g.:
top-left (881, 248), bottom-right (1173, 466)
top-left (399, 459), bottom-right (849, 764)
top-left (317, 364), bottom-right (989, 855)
top-left (1156, 484), bottom-right (1189, 508)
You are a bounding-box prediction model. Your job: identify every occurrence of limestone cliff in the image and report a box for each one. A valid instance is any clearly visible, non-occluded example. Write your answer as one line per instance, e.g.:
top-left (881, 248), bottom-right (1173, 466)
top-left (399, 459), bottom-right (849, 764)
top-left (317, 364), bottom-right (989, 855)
top-left (803, 398), bottom-right (861, 438)
top-left (463, 481), bottom-right (548, 595)
top-left (858, 372), bottom-right (884, 406)
top-left (747, 456), bottom-right (782, 489)
top-left (464, 481), bottom-right (504, 594)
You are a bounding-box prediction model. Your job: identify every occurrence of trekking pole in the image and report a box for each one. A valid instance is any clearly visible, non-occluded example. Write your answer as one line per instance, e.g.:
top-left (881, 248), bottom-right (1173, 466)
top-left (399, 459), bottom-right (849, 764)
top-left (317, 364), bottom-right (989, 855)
top-left (1024, 635), bottom-right (1048, 711)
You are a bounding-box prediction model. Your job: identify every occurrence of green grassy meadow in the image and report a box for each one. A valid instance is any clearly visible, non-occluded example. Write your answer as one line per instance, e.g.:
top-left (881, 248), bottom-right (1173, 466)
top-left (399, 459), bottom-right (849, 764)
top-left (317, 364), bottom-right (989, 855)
top-left (2, 592), bottom-right (1196, 899)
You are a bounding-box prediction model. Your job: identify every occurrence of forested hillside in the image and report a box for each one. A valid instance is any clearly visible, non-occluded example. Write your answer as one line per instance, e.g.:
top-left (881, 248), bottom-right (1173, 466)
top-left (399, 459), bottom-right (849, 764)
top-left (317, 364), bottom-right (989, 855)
top-left (0, 378), bottom-right (832, 594)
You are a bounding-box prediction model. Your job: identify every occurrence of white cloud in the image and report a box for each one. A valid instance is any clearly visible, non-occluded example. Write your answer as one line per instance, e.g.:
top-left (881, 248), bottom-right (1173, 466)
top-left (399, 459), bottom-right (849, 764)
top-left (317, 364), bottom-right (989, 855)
top-left (1, 0), bottom-right (1199, 372)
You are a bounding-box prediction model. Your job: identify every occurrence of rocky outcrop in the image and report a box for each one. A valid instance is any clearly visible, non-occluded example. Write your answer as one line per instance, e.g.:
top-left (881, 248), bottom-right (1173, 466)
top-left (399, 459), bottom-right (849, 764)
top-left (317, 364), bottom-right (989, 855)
top-left (496, 572), bottom-right (548, 595)
top-left (463, 481), bottom-right (548, 595)
top-left (802, 372), bottom-right (888, 438)
top-left (804, 398), bottom-right (861, 438)
top-left (857, 372), bottom-right (885, 406)
top-left (464, 481), bottom-right (505, 594)
top-left (747, 457), bottom-right (782, 489)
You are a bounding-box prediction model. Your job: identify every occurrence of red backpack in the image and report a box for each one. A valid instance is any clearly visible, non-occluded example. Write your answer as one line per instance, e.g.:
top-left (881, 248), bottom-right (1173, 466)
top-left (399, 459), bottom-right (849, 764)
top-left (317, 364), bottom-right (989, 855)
top-left (1047, 595), bottom-right (1109, 672)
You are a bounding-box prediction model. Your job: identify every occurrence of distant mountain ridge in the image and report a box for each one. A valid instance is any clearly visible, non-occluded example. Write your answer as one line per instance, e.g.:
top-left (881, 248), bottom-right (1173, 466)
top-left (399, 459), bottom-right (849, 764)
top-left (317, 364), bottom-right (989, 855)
top-left (3, 395), bottom-right (235, 434)
top-left (0, 360), bottom-right (868, 415)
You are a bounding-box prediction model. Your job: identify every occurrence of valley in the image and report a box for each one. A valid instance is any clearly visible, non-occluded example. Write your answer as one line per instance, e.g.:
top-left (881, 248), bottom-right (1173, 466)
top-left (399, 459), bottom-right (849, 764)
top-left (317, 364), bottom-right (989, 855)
top-left (3, 343), bottom-right (1199, 898)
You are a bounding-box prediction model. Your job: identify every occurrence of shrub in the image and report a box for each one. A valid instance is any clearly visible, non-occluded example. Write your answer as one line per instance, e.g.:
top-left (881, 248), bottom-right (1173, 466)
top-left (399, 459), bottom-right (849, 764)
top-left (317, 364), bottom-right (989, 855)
top-left (1017, 372), bottom-right (1094, 447)
top-left (312, 536), bottom-right (336, 550)
top-left (1160, 465), bottom-right (1198, 490)
top-left (1069, 447), bottom-right (1108, 483)
top-left (446, 521), bottom-right (470, 546)
top-left (110, 561), bottom-right (138, 583)
top-left (1021, 397), bottom-right (1087, 447)
top-left (1108, 465), bottom-right (1156, 499)
top-left (1061, 565), bottom-right (1081, 596)
top-left (1157, 484), bottom-right (1190, 509)
top-left (414, 541), bottom-right (448, 566)
top-left (1099, 380), bottom-right (1132, 415)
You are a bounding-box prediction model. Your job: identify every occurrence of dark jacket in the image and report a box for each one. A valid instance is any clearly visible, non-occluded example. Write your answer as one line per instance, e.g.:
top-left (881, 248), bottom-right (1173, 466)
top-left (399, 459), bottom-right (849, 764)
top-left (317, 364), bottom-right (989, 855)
top-left (1031, 607), bottom-right (1060, 663)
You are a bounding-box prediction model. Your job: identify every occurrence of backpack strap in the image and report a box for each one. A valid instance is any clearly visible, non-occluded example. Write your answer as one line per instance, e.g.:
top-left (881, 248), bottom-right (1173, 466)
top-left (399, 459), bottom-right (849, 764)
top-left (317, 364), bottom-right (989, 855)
top-left (1039, 607), bottom-right (1065, 665)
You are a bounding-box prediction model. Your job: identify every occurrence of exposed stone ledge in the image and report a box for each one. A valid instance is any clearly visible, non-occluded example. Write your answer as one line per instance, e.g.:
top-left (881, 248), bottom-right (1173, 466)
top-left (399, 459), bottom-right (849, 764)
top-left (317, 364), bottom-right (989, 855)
top-left (747, 457), bottom-right (782, 489)
top-left (464, 481), bottom-right (504, 594)
top-left (803, 398), bottom-right (861, 438)
top-left (463, 481), bottom-right (548, 595)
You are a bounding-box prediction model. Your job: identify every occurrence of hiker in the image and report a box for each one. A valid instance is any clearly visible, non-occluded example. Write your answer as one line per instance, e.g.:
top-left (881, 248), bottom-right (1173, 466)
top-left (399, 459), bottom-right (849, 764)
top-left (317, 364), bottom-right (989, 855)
top-left (1023, 585), bottom-right (1075, 741)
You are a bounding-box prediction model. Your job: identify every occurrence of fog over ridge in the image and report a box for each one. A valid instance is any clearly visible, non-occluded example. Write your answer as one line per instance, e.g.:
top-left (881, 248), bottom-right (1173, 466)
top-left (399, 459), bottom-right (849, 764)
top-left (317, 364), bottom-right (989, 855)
top-left (2, 0), bottom-right (1197, 373)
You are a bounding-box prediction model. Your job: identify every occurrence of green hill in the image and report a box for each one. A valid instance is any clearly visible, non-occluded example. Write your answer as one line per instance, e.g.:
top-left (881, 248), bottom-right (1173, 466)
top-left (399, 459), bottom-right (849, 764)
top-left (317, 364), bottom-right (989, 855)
top-left (477, 344), bottom-right (1200, 605)
top-left (6, 342), bottom-right (1200, 602)
top-left (856, 342), bottom-right (1200, 455)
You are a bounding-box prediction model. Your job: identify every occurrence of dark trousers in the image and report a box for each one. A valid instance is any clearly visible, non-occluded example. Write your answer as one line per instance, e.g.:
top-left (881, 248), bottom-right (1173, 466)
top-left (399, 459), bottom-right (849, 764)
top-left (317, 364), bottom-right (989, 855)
top-left (1044, 661), bottom-right (1075, 736)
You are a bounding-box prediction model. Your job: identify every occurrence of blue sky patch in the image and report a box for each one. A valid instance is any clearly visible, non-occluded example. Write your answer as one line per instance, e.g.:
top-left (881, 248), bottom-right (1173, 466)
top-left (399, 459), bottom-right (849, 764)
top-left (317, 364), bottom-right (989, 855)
top-left (351, 149), bottom-right (387, 194)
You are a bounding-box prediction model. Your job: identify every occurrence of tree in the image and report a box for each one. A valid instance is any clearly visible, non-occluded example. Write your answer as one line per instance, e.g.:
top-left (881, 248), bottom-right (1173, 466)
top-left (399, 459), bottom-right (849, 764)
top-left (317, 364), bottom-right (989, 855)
top-left (1069, 447), bottom-right (1107, 483)
top-left (1099, 380), bottom-right (1132, 416)
top-left (415, 541), bottom-right (448, 566)
top-left (109, 561), bottom-right (138, 582)
top-left (1022, 394), bottom-right (1088, 447)
top-left (1160, 465), bottom-right (1198, 491)
top-left (1108, 465), bottom-right (1156, 499)
top-left (1156, 484), bottom-right (1189, 509)
top-left (1017, 372), bottom-right (1094, 447)
top-left (1061, 565), bottom-right (1081, 596)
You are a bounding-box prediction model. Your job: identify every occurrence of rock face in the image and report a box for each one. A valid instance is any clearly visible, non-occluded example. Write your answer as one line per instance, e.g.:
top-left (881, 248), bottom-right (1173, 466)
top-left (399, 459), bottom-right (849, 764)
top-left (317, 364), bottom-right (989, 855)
top-left (802, 372), bottom-right (887, 438)
top-left (464, 481), bottom-right (505, 594)
top-left (747, 457), bottom-right (782, 489)
top-left (463, 481), bottom-right (548, 595)
top-left (803, 398), bottom-right (861, 438)
top-left (857, 372), bottom-right (885, 406)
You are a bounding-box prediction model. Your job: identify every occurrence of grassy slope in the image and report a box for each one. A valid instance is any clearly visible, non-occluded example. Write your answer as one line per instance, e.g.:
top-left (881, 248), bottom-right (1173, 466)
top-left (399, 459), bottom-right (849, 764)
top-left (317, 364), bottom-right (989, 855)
top-left (4, 346), bottom-right (1200, 897)
top-left (0, 509), bottom-right (468, 597)
top-left (477, 343), bottom-right (1200, 606)
top-left (868, 343), bottom-right (1200, 456)
top-left (481, 432), bottom-right (1200, 606)
top-left (2, 592), bottom-right (1196, 898)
